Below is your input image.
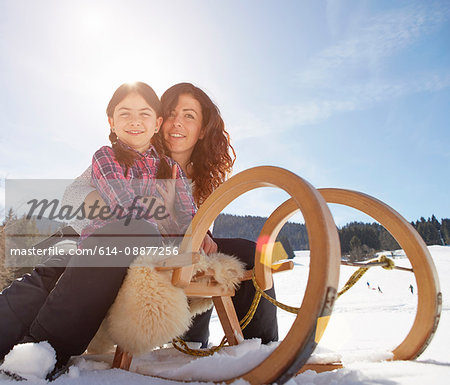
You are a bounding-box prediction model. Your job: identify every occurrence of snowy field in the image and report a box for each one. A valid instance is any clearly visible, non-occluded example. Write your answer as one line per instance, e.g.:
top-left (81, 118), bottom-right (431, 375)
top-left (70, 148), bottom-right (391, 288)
top-left (1, 245), bottom-right (448, 384)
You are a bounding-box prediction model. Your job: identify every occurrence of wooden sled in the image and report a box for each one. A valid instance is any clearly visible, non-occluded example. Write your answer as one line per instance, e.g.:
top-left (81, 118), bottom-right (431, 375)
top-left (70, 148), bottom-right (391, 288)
top-left (112, 166), bottom-right (341, 384)
top-left (111, 167), bottom-right (441, 384)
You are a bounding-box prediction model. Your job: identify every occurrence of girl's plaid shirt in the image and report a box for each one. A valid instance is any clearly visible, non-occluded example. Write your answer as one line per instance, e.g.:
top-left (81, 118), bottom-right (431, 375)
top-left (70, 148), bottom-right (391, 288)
top-left (79, 144), bottom-right (196, 243)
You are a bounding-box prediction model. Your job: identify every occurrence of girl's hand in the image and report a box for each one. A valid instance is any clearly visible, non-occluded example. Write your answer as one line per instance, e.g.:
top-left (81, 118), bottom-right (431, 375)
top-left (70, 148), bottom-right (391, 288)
top-left (156, 164), bottom-right (178, 219)
top-left (84, 190), bottom-right (107, 219)
top-left (201, 233), bottom-right (218, 255)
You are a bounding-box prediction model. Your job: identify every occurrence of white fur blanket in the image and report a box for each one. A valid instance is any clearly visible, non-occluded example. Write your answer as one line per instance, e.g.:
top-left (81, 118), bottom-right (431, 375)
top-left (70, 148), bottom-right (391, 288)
top-left (88, 252), bottom-right (245, 355)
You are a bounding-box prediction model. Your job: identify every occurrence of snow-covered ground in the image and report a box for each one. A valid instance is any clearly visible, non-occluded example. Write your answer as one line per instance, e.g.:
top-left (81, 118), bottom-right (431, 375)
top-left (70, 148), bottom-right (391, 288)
top-left (1, 245), bottom-right (448, 384)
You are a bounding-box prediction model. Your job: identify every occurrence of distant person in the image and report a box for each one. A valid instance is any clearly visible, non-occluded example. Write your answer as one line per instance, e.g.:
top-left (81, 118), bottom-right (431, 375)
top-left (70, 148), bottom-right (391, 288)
top-left (377, 285), bottom-right (383, 293)
top-left (409, 284), bottom-right (414, 294)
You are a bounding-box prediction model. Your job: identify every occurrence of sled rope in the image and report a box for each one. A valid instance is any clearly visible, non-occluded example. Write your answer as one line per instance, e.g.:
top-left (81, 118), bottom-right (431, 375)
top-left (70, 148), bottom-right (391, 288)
top-left (251, 272), bottom-right (299, 314)
top-left (172, 279), bottom-right (264, 356)
top-left (239, 281), bottom-right (263, 329)
top-left (172, 336), bottom-right (228, 357)
top-left (250, 255), bottom-right (398, 311)
top-left (172, 255), bottom-right (399, 357)
top-left (337, 255), bottom-right (396, 297)
top-left (337, 266), bottom-right (370, 297)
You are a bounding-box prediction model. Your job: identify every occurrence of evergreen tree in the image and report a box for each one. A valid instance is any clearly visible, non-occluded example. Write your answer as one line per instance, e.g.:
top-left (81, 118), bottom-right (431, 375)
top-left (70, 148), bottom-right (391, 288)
top-left (441, 219), bottom-right (450, 245)
top-left (378, 225), bottom-right (400, 250)
top-left (350, 235), bottom-right (361, 250)
top-left (416, 218), bottom-right (441, 245)
top-left (431, 215), bottom-right (440, 230)
top-left (3, 207), bottom-right (17, 227)
top-left (338, 222), bottom-right (380, 253)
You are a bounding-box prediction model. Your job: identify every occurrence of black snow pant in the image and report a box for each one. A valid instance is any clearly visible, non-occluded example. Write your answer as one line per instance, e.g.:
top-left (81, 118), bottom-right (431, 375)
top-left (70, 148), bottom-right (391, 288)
top-left (0, 257), bottom-right (67, 360)
top-left (1, 233), bottom-right (278, 361)
top-left (0, 220), bottom-right (163, 362)
top-left (182, 237), bottom-right (279, 347)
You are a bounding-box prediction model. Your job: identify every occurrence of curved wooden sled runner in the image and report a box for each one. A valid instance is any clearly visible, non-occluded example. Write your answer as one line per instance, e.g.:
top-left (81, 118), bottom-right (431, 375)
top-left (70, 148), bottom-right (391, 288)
top-left (267, 188), bottom-right (441, 362)
top-left (112, 166), bottom-right (341, 384)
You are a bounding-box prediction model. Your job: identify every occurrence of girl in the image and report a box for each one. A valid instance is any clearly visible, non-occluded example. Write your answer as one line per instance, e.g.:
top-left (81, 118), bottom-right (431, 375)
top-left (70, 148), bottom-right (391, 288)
top-left (80, 82), bottom-right (196, 244)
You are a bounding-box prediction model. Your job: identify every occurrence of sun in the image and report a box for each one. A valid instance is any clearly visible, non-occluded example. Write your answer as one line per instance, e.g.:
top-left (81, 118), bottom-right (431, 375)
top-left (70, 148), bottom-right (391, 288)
top-left (68, 4), bottom-right (174, 98)
top-left (80, 10), bottom-right (106, 35)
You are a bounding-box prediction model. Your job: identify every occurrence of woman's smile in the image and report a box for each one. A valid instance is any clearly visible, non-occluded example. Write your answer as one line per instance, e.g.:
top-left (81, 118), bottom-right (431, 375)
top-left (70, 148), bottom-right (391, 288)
top-left (167, 132), bottom-right (186, 140)
top-left (162, 94), bottom-right (203, 160)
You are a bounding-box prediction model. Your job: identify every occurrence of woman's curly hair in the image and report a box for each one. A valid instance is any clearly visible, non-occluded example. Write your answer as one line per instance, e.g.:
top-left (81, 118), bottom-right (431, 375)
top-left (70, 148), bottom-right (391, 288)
top-left (160, 83), bottom-right (236, 206)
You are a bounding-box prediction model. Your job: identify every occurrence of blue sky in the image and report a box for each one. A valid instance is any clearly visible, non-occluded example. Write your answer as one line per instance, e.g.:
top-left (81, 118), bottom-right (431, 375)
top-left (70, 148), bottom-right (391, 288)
top-left (0, 0), bottom-right (449, 227)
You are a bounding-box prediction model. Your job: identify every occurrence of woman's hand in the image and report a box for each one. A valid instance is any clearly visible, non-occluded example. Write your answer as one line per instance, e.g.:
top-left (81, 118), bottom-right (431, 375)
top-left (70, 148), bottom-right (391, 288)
top-left (201, 233), bottom-right (218, 255)
top-left (156, 164), bottom-right (177, 219)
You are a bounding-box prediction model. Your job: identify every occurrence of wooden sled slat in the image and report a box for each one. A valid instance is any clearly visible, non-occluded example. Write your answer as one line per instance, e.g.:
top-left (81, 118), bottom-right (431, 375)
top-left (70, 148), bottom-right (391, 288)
top-left (297, 362), bottom-right (343, 374)
top-left (212, 296), bottom-right (244, 346)
top-left (112, 346), bottom-right (133, 370)
top-left (184, 282), bottom-right (235, 297)
top-left (242, 261), bottom-right (294, 281)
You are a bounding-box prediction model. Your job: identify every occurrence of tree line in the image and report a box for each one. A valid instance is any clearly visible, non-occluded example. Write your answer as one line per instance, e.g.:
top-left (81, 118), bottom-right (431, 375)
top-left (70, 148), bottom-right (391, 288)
top-left (412, 215), bottom-right (449, 246)
top-left (213, 213), bottom-right (450, 256)
top-left (212, 214), bottom-right (309, 251)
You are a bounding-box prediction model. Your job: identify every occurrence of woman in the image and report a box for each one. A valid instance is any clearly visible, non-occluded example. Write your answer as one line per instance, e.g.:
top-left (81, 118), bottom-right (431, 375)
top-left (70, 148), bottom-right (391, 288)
top-left (159, 83), bottom-right (278, 345)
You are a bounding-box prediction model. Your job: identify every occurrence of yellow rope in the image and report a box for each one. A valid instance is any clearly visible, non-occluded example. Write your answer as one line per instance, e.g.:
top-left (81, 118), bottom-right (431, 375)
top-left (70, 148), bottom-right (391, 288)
top-left (337, 266), bottom-right (369, 297)
top-left (172, 255), bottom-right (396, 357)
top-left (337, 255), bottom-right (396, 297)
top-left (171, 275), bottom-right (265, 356)
top-left (171, 279), bottom-right (264, 357)
top-left (239, 287), bottom-right (262, 330)
top-left (250, 255), bottom-right (396, 311)
top-left (172, 336), bottom-right (228, 357)
top-left (251, 273), bottom-right (299, 314)
top-left (378, 254), bottom-right (396, 270)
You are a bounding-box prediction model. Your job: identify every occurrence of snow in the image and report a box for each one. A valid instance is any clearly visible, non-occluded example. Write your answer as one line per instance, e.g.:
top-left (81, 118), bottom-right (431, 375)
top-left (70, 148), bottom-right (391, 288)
top-left (135, 339), bottom-right (276, 381)
top-left (0, 245), bottom-right (448, 384)
top-left (0, 341), bottom-right (56, 381)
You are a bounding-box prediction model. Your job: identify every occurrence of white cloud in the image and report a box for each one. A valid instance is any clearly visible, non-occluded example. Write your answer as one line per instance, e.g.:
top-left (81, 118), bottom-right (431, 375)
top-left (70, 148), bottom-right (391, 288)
top-left (282, 73), bottom-right (450, 126)
top-left (305, 2), bottom-right (449, 88)
top-left (225, 3), bottom-right (450, 142)
top-left (281, 2), bottom-right (450, 127)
